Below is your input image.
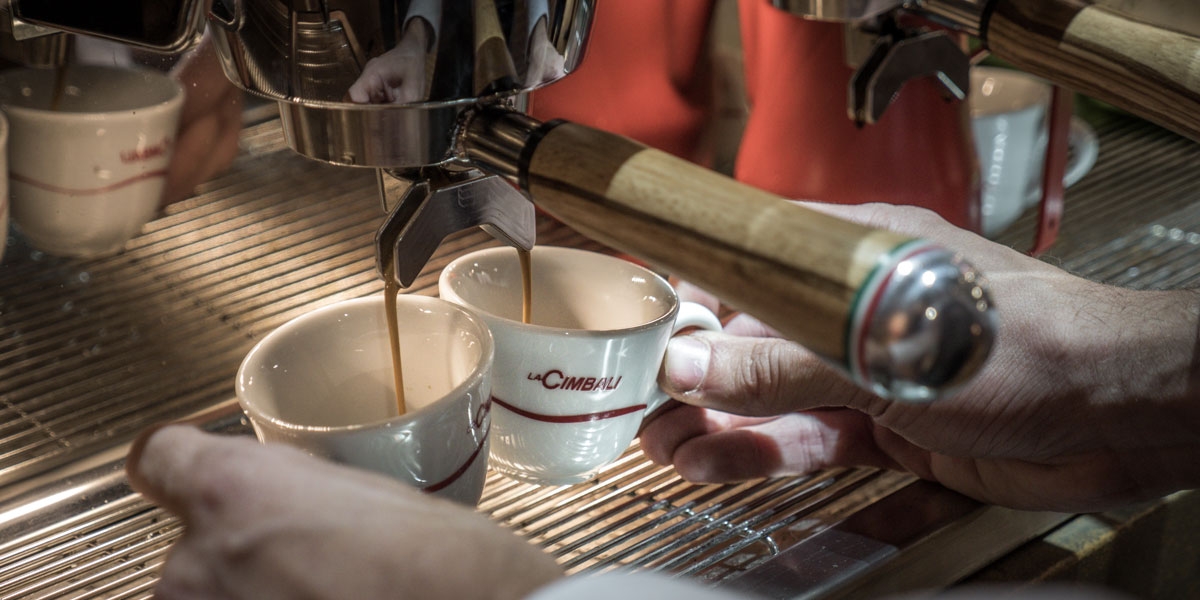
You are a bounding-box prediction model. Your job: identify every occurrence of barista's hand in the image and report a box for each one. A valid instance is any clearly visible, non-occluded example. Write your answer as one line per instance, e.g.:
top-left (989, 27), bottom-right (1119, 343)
top-left (127, 425), bottom-right (563, 600)
top-left (163, 34), bottom-right (243, 206)
top-left (642, 202), bottom-right (1200, 512)
top-left (348, 17), bottom-right (433, 104)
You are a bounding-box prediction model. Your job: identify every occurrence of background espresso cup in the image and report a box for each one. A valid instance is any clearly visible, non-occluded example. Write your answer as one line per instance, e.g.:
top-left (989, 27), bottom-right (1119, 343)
top-left (971, 66), bottom-right (1100, 238)
top-left (0, 64), bottom-right (184, 258)
top-left (236, 295), bottom-right (494, 506)
top-left (439, 246), bottom-right (722, 486)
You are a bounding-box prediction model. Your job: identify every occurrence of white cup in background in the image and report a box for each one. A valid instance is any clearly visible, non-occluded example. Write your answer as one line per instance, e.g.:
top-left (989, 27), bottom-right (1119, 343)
top-left (439, 246), bottom-right (722, 486)
top-left (970, 66), bottom-right (1100, 238)
top-left (0, 64), bottom-right (184, 258)
top-left (236, 295), bottom-right (495, 506)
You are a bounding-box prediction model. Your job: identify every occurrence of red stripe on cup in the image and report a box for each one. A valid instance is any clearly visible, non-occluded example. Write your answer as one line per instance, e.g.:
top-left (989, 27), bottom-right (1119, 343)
top-left (422, 426), bottom-right (490, 494)
top-left (11, 169), bottom-right (168, 196)
top-left (492, 396), bottom-right (646, 423)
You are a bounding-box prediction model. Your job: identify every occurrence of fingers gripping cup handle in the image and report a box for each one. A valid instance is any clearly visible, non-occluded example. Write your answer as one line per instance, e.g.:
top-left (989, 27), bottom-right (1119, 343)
top-left (644, 301), bottom-right (723, 417)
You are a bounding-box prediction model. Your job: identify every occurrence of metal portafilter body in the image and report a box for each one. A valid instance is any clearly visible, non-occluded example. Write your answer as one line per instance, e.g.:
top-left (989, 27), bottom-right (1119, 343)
top-left (6, 0), bottom-right (997, 401)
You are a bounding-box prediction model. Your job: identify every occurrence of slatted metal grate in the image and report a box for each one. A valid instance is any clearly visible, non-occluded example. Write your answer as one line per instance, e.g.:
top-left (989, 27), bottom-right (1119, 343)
top-left (0, 114), bottom-right (1196, 599)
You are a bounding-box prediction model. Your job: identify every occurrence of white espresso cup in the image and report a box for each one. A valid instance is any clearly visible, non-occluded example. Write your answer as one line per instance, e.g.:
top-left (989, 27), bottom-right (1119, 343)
top-left (236, 295), bottom-right (495, 506)
top-left (970, 66), bottom-right (1099, 238)
top-left (0, 64), bottom-right (184, 258)
top-left (439, 246), bottom-right (723, 486)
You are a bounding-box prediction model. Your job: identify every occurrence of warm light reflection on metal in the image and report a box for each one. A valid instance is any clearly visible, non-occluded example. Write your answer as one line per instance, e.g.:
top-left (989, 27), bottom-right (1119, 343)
top-left (0, 486), bottom-right (89, 529)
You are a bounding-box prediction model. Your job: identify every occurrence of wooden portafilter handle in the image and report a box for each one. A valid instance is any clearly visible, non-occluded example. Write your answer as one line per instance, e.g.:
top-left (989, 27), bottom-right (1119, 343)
top-left (981, 0), bottom-right (1200, 142)
top-left (462, 108), bottom-right (997, 402)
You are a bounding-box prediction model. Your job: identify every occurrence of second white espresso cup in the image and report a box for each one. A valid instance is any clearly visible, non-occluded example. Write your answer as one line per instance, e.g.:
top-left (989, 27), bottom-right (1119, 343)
top-left (0, 64), bottom-right (184, 258)
top-left (439, 246), bottom-right (722, 486)
top-left (970, 66), bottom-right (1100, 238)
top-left (236, 294), bottom-right (495, 506)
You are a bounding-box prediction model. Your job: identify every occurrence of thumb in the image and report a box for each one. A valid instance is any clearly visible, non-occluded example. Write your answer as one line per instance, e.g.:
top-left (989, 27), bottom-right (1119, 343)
top-left (660, 331), bottom-right (882, 417)
top-left (125, 424), bottom-right (262, 526)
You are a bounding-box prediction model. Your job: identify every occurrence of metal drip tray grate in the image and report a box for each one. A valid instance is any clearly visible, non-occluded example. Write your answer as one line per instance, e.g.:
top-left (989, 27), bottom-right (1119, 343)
top-left (483, 456), bottom-right (907, 579)
top-left (0, 115), bottom-right (1196, 599)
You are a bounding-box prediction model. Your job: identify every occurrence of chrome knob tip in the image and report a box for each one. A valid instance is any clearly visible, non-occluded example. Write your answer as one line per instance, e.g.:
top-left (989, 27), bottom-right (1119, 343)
top-left (850, 243), bottom-right (997, 402)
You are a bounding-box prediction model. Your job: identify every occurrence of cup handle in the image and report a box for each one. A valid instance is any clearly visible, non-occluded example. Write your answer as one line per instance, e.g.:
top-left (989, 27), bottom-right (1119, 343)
top-left (644, 301), bottom-right (723, 418)
top-left (1026, 116), bottom-right (1099, 204)
top-left (1062, 116), bottom-right (1099, 188)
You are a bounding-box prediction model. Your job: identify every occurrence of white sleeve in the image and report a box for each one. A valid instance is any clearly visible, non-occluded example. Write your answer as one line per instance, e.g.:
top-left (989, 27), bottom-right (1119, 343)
top-left (525, 571), bottom-right (757, 600)
top-left (403, 0), bottom-right (441, 40)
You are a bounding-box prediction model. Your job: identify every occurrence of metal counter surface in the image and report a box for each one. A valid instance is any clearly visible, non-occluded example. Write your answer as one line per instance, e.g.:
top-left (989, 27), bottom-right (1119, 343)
top-left (0, 113), bottom-right (1195, 599)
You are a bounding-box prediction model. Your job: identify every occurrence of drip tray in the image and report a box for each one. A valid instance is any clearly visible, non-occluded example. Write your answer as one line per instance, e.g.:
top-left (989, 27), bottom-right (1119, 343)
top-left (0, 116), bottom-right (1197, 599)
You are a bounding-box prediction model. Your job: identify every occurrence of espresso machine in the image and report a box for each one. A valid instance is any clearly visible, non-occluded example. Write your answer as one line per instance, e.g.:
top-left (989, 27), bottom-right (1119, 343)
top-left (0, 2), bottom-right (1198, 598)
top-left (2, 0), bottom-right (1005, 403)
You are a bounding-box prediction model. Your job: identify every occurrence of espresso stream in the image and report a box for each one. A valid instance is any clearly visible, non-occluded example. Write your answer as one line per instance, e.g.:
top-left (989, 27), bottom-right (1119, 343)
top-left (384, 248), bottom-right (533, 417)
top-left (384, 279), bottom-right (408, 416)
top-left (519, 248), bottom-right (533, 325)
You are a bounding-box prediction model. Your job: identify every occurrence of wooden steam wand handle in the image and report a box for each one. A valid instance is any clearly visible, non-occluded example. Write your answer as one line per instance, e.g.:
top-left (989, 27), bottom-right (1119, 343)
top-left (463, 109), bottom-right (997, 401)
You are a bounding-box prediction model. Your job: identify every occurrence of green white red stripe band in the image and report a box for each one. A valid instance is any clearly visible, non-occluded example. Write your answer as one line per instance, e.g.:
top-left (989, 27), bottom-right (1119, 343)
top-left (844, 239), bottom-right (942, 392)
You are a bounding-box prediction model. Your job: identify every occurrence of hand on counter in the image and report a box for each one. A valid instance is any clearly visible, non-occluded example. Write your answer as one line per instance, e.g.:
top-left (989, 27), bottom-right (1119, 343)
top-left (126, 425), bottom-right (563, 600)
top-left (643, 202), bottom-right (1200, 513)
